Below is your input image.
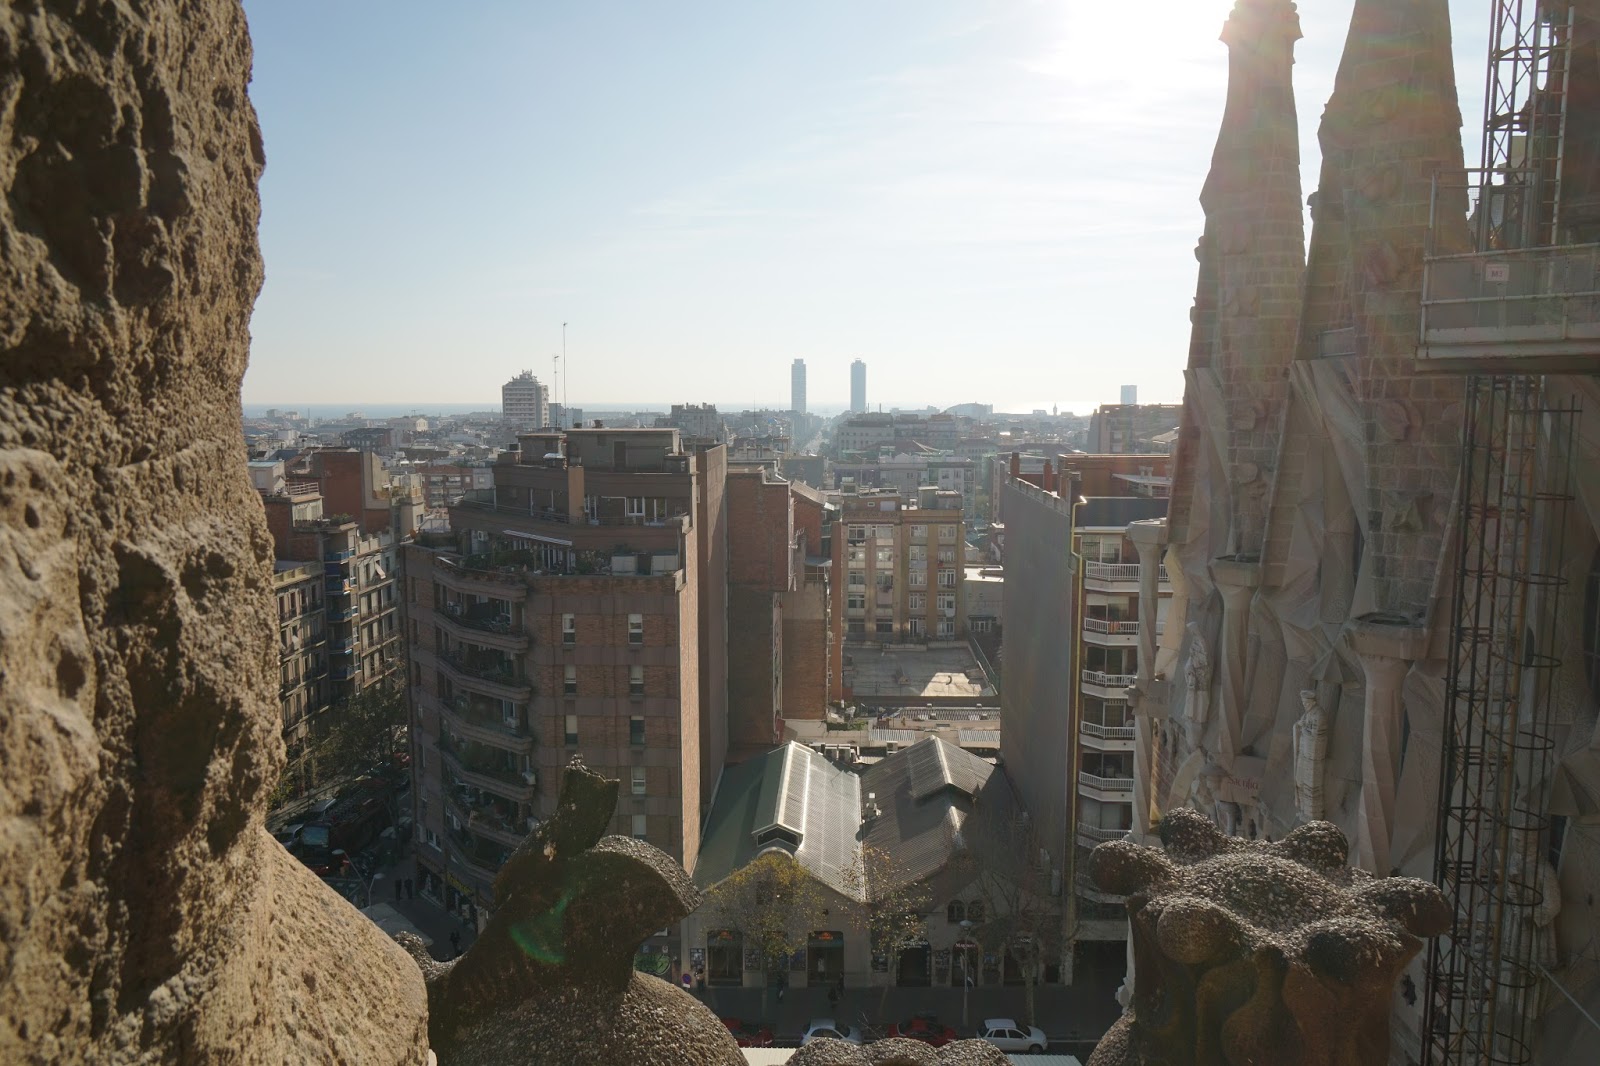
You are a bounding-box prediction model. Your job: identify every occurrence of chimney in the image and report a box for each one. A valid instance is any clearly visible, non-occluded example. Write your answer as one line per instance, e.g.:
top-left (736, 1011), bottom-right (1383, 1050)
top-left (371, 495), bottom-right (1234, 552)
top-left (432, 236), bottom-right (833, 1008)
top-left (1042, 459), bottom-right (1056, 495)
top-left (1009, 451), bottom-right (1020, 478)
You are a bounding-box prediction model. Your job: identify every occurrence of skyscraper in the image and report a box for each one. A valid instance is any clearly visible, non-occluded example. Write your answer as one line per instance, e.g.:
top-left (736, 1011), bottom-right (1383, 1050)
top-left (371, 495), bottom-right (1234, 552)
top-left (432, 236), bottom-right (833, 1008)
top-left (851, 358), bottom-right (867, 413)
top-left (790, 358), bottom-right (806, 416)
top-left (1120, 384), bottom-right (1138, 406)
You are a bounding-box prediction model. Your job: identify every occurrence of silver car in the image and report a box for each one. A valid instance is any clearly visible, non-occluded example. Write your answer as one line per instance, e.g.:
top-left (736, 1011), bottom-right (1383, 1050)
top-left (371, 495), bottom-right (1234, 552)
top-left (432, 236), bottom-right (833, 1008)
top-left (800, 1018), bottom-right (863, 1046)
top-left (977, 1017), bottom-right (1048, 1054)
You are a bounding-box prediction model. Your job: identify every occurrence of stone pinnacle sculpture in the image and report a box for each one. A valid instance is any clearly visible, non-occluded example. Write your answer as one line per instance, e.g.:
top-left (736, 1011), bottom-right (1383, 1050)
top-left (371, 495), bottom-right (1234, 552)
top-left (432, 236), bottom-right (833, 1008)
top-left (398, 757), bottom-right (743, 1065)
top-left (1085, 808), bottom-right (1449, 1066)
top-left (0, 2), bottom-right (428, 1060)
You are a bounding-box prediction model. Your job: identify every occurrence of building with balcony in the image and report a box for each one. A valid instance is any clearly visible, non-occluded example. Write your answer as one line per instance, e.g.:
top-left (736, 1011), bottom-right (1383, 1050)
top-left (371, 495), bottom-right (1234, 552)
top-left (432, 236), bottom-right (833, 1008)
top-left (501, 370), bottom-right (550, 431)
top-left (833, 488), bottom-right (967, 646)
top-left (404, 427), bottom-right (727, 953)
top-left (274, 561), bottom-right (329, 762)
top-left (996, 454), bottom-right (1169, 981)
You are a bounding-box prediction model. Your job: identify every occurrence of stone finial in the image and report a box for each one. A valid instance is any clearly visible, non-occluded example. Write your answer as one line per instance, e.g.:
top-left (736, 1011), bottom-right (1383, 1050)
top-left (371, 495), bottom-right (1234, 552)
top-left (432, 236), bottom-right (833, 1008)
top-left (1087, 809), bottom-right (1448, 1066)
top-left (397, 760), bottom-right (742, 1064)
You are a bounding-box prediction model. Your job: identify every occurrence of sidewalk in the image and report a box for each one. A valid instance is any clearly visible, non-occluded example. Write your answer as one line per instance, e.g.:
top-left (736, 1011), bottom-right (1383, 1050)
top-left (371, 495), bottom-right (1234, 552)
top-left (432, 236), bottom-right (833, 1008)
top-left (696, 978), bottom-right (1121, 1048)
top-left (368, 850), bottom-right (478, 961)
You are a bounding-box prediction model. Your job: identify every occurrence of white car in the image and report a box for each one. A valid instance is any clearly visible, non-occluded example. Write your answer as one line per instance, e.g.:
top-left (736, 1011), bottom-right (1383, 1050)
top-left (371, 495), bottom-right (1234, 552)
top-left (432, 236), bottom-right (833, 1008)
top-left (800, 1018), bottom-right (863, 1046)
top-left (977, 1017), bottom-right (1048, 1054)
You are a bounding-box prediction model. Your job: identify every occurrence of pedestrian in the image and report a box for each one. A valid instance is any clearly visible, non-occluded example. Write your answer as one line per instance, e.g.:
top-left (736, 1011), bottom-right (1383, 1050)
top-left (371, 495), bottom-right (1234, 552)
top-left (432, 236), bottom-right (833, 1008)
top-left (394, 878), bottom-right (403, 902)
top-left (827, 985), bottom-right (840, 1011)
top-left (406, 877), bottom-right (414, 900)
top-left (450, 930), bottom-right (462, 959)
top-left (775, 972), bottom-right (786, 1005)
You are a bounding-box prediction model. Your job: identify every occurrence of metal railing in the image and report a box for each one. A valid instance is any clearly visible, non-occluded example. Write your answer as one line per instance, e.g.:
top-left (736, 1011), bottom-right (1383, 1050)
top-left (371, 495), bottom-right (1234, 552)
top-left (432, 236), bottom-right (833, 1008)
top-left (1077, 824), bottom-right (1131, 844)
top-left (1082, 618), bottom-right (1139, 635)
top-left (1081, 722), bottom-right (1137, 740)
top-left (1079, 772), bottom-right (1134, 793)
top-left (435, 606), bottom-right (523, 637)
top-left (455, 495), bottom-right (690, 528)
top-left (1083, 562), bottom-right (1140, 582)
top-left (441, 652), bottom-right (529, 690)
top-left (1082, 670), bottom-right (1137, 689)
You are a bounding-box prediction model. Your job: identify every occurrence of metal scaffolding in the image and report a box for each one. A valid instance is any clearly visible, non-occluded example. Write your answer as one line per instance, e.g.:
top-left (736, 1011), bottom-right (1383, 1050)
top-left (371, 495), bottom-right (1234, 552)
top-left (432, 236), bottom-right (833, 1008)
top-left (1422, 5), bottom-right (1580, 1064)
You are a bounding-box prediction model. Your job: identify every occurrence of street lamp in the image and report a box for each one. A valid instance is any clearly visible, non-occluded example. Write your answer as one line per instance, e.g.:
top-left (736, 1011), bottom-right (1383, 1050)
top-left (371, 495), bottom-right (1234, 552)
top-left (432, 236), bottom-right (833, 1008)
top-left (959, 919), bottom-right (974, 1029)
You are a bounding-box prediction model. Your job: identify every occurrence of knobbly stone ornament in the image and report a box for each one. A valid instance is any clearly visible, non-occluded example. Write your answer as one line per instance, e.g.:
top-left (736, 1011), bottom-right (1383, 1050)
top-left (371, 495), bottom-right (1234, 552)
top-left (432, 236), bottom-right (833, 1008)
top-left (397, 757), bottom-right (742, 1065)
top-left (789, 1038), bottom-right (1010, 1065)
top-left (1086, 808), bottom-right (1449, 1066)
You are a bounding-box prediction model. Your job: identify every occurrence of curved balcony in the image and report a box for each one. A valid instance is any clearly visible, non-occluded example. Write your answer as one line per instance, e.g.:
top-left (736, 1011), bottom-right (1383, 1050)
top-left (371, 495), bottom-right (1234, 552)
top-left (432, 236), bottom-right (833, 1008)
top-left (1077, 824), bottom-right (1131, 849)
top-left (434, 555), bottom-right (530, 601)
top-left (1082, 618), bottom-right (1140, 647)
top-left (437, 652), bottom-right (534, 703)
top-left (1081, 670), bottom-right (1136, 698)
top-left (435, 694), bottom-right (534, 755)
top-left (1080, 720), bottom-right (1137, 752)
top-left (435, 606), bottom-right (528, 652)
top-left (1078, 772), bottom-right (1134, 801)
top-left (442, 748), bottom-right (537, 803)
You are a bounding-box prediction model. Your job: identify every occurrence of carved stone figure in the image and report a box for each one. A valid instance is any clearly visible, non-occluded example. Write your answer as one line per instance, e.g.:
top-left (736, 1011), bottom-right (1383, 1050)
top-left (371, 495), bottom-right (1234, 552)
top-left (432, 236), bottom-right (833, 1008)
top-left (1086, 810), bottom-right (1450, 1066)
top-left (399, 757), bottom-right (742, 1065)
top-left (1292, 689), bottom-right (1329, 821)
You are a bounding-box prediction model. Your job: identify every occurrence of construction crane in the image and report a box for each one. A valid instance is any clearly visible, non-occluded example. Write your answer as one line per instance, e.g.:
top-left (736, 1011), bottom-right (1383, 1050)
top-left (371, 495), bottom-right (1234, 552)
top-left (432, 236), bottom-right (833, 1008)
top-left (1420, 3), bottom-right (1587, 1064)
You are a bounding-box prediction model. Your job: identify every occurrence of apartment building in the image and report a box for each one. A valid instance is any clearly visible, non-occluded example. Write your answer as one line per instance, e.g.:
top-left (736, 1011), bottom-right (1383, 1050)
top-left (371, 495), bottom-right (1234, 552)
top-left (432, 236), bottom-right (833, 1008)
top-left (835, 489), bottom-right (966, 645)
top-left (790, 359), bottom-right (806, 416)
top-left (850, 358), bottom-right (866, 413)
top-left (501, 370), bottom-right (550, 431)
top-left (274, 561), bottom-right (329, 759)
top-left (404, 427), bottom-right (727, 948)
top-left (659, 403), bottom-right (726, 443)
top-left (996, 454), bottom-right (1169, 981)
top-left (1085, 403), bottom-right (1182, 455)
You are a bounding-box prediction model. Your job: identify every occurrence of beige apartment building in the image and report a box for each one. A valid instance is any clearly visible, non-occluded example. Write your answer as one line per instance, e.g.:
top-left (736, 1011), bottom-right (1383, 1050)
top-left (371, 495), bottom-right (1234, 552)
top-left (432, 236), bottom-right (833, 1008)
top-left (836, 489), bottom-right (966, 645)
top-left (404, 427), bottom-right (727, 952)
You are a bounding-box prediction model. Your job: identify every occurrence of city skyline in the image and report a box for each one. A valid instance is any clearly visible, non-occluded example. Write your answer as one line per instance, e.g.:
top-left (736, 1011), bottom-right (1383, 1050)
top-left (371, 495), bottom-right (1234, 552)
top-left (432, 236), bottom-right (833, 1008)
top-left (237, 1), bottom-right (1490, 409)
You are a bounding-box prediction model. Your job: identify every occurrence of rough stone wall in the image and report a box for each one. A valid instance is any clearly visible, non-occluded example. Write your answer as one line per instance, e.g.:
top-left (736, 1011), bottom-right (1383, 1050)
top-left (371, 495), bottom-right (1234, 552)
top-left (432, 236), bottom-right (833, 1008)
top-left (0, 2), bottom-right (427, 1061)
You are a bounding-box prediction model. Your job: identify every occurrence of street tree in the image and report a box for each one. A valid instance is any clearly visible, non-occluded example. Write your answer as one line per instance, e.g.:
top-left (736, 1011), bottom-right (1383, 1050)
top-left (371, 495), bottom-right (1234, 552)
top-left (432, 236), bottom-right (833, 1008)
top-left (949, 805), bottom-right (1067, 1027)
top-left (843, 842), bottom-right (932, 1012)
top-left (704, 850), bottom-right (828, 1012)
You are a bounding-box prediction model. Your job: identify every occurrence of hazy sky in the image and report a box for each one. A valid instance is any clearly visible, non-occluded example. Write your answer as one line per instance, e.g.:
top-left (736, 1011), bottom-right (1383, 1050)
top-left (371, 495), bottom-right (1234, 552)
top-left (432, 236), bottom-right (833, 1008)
top-left (239, 1), bottom-right (1489, 414)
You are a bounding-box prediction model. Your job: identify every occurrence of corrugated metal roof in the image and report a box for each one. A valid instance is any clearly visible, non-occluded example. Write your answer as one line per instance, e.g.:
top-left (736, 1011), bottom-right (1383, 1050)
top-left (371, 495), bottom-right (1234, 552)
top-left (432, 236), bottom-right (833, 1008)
top-left (958, 730), bottom-right (1001, 746)
top-left (868, 728), bottom-right (921, 744)
top-left (696, 743), bottom-right (864, 900)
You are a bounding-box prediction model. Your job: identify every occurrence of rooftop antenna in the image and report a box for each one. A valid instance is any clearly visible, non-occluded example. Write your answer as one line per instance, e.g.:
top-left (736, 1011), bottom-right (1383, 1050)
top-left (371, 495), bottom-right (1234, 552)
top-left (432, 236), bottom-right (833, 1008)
top-left (562, 322), bottom-right (569, 426)
top-left (552, 352), bottom-right (559, 430)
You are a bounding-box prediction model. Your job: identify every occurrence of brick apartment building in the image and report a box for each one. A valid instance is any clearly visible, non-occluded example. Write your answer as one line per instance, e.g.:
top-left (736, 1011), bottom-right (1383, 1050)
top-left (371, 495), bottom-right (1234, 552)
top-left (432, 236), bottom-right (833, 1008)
top-left (403, 427), bottom-right (728, 949)
top-left (835, 488), bottom-right (967, 645)
top-left (724, 464), bottom-right (837, 758)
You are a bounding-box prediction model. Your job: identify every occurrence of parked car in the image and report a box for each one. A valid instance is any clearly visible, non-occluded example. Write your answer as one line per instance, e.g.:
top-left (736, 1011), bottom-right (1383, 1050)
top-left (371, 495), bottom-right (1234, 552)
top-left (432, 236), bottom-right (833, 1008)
top-left (800, 1019), bottom-right (863, 1045)
top-left (977, 1018), bottom-right (1048, 1054)
top-left (719, 1018), bottom-right (773, 1047)
top-left (887, 1014), bottom-right (958, 1047)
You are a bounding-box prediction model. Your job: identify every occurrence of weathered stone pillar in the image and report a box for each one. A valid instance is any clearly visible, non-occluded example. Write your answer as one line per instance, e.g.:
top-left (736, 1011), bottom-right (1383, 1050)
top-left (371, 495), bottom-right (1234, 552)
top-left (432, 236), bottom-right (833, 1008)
top-left (1208, 556), bottom-right (1261, 766)
top-left (1128, 520), bottom-right (1169, 839)
top-left (1347, 617), bottom-right (1428, 873)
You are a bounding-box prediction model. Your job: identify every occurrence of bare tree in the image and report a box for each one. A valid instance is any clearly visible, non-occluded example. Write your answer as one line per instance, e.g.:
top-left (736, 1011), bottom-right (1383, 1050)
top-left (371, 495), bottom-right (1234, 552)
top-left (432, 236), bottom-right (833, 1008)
top-left (949, 806), bottom-right (1067, 1027)
top-left (844, 842), bottom-right (932, 1012)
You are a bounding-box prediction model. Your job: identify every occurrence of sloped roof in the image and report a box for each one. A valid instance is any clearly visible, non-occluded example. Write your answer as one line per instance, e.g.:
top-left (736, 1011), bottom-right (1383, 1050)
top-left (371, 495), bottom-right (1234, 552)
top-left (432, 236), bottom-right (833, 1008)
top-left (696, 743), bottom-right (863, 899)
top-left (860, 736), bottom-right (1012, 891)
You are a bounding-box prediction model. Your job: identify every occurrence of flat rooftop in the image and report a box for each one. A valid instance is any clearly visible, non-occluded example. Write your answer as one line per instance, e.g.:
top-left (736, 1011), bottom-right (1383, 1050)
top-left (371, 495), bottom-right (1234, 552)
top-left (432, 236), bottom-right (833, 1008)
top-left (844, 645), bottom-right (995, 700)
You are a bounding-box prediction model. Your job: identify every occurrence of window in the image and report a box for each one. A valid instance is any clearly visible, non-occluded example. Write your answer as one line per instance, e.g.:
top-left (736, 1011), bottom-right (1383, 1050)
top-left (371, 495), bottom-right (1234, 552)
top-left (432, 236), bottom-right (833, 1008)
top-left (847, 594), bottom-right (866, 611)
top-left (631, 814), bottom-right (648, 840)
top-left (874, 525), bottom-right (892, 541)
top-left (909, 570), bottom-right (926, 588)
top-left (628, 613), bottom-right (644, 645)
top-left (910, 524), bottom-right (926, 541)
top-left (947, 900), bottom-right (965, 923)
top-left (875, 548), bottom-right (893, 567)
top-left (848, 571), bottom-right (866, 588)
top-left (562, 613), bottom-right (576, 646)
top-left (875, 621), bottom-right (894, 635)
top-left (937, 547), bottom-right (956, 564)
top-left (937, 620), bottom-right (954, 638)
top-left (848, 525), bottom-right (866, 543)
top-left (848, 621), bottom-right (866, 635)
top-left (938, 525), bottom-right (958, 542)
top-left (967, 900), bottom-right (985, 922)
top-left (937, 569), bottom-right (956, 588)
top-left (631, 766), bottom-right (647, 795)
top-left (909, 546), bottom-right (926, 564)
top-left (909, 618), bottom-right (925, 637)
top-left (630, 715), bottom-right (646, 746)
top-left (564, 714), bottom-right (578, 745)
top-left (630, 665), bottom-right (645, 696)
top-left (937, 593), bottom-right (955, 612)
top-left (564, 664), bottom-right (577, 695)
